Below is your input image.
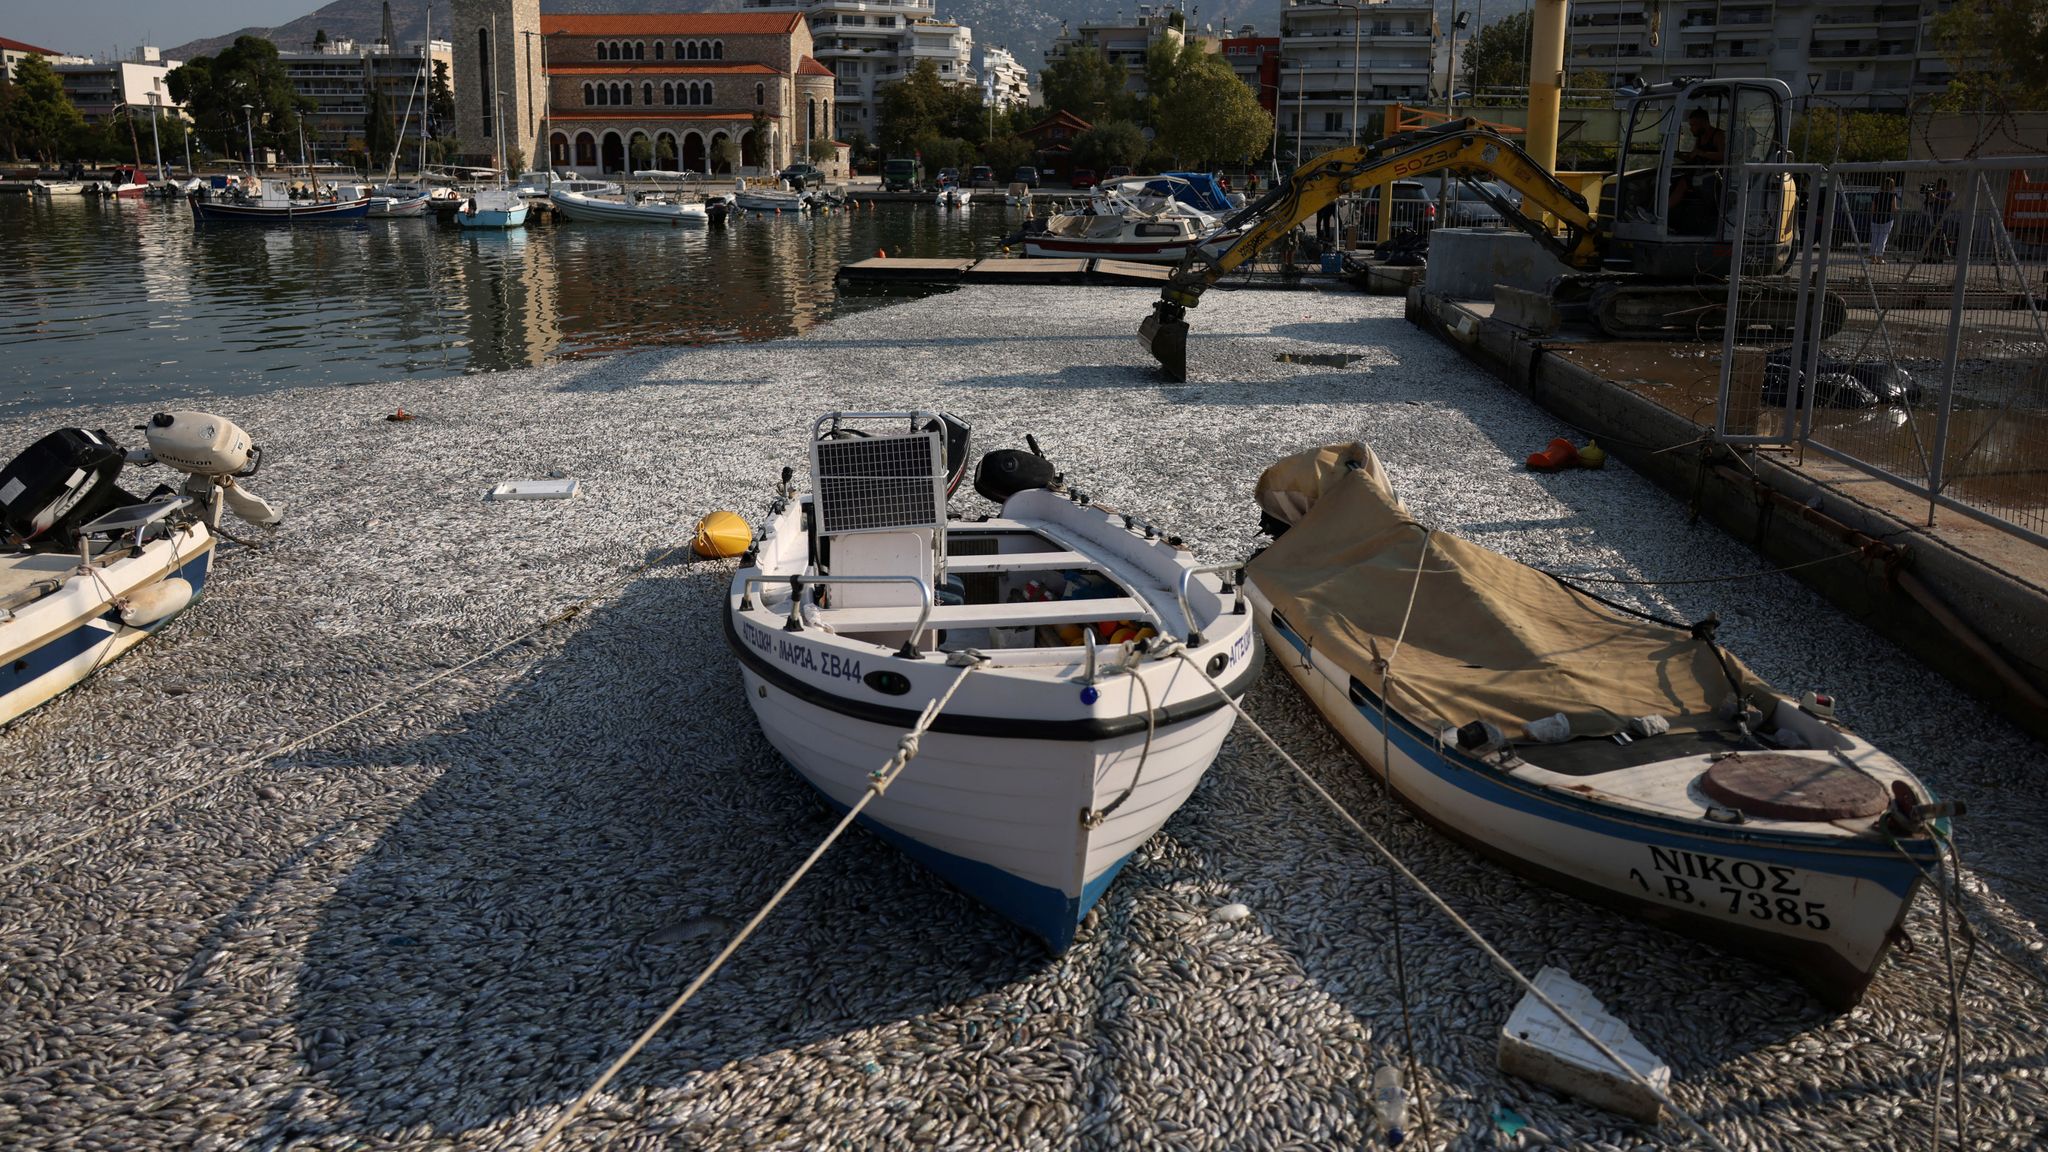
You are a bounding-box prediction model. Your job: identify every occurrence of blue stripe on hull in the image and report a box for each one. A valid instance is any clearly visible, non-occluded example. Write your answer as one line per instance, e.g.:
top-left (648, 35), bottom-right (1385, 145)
top-left (1263, 608), bottom-right (1932, 891)
top-left (1, 550), bottom-right (212, 719)
top-left (812, 787), bottom-right (1134, 953)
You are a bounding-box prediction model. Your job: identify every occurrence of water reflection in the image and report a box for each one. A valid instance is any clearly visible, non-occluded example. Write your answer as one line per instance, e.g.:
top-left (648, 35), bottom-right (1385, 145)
top-left (0, 195), bottom-right (1018, 414)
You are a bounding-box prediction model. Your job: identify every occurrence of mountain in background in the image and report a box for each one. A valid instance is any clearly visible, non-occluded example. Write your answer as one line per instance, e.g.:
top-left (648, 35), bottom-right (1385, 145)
top-left (167, 0), bottom-right (1316, 73)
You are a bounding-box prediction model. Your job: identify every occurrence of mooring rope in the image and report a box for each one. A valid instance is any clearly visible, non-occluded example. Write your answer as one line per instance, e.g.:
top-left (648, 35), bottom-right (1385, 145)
top-left (533, 653), bottom-right (988, 1151)
top-left (1171, 648), bottom-right (1735, 1152)
top-left (1888, 832), bottom-right (1980, 1152)
top-left (0, 540), bottom-right (696, 885)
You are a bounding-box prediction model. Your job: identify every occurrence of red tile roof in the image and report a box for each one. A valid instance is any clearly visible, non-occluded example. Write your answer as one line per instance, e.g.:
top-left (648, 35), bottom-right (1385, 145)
top-left (1, 36), bottom-right (62, 55)
top-left (540, 13), bottom-right (804, 36)
top-left (550, 62), bottom-right (779, 76)
top-left (796, 55), bottom-right (833, 77)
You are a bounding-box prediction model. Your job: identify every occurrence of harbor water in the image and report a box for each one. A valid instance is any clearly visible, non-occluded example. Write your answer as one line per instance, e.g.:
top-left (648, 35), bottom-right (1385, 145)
top-left (0, 194), bottom-right (1019, 415)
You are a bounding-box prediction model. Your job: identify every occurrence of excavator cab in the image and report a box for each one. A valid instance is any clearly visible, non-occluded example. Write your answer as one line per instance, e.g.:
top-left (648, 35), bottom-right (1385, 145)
top-left (1601, 78), bottom-right (1797, 277)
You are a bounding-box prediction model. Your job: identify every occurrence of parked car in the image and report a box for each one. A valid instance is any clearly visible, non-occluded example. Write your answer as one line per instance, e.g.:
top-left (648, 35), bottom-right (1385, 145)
top-left (1013, 166), bottom-right (1041, 189)
top-left (882, 158), bottom-right (923, 191)
top-left (968, 164), bottom-right (995, 188)
top-left (777, 163), bottom-right (827, 189)
top-left (936, 167), bottom-right (961, 188)
top-left (1103, 165), bottom-right (1133, 182)
top-left (1361, 180), bottom-right (1437, 233)
top-left (1406, 175), bottom-right (1514, 229)
top-left (1070, 168), bottom-right (1098, 190)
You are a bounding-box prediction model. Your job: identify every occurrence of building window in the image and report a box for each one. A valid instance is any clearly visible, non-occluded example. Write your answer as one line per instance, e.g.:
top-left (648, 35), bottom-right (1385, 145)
top-left (663, 82), bottom-right (674, 105)
top-left (756, 82), bottom-right (765, 106)
top-left (713, 40), bottom-right (723, 60)
top-left (687, 40), bottom-right (699, 60)
top-left (654, 41), bottom-right (664, 60)
top-left (1323, 111), bottom-right (1342, 133)
top-left (478, 29), bottom-right (492, 137)
top-left (704, 82), bottom-right (714, 104)
top-left (622, 83), bottom-right (632, 106)
top-left (583, 83), bottom-right (594, 106)
top-left (674, 41), bottom-right (685, 60)
top-left (635, 41), bottom-right (645, 61)
top-left (643, 82), bottom-right (654, 105)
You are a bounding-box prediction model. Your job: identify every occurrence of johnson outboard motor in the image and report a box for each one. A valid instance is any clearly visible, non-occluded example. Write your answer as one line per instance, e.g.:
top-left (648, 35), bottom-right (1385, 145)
top-left (131, 410), bottom-right (283, 528)
top-left (974, 433), bottom-right (1061, 505)
top-left (0, 427), bottom-right (130, 546)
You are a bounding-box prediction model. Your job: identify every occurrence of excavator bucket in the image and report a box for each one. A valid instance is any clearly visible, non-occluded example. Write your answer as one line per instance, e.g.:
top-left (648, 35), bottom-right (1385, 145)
top-left (1139, 301), bottom-right (1190, 383)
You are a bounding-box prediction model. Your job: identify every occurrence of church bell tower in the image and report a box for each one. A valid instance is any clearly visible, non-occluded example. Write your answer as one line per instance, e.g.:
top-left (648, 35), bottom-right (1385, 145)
top-left (451, 0), bottom-right (541, 171)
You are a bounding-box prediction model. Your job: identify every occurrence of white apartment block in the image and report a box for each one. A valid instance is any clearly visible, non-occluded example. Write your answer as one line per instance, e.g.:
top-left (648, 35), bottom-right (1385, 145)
top-left (52, 48), bottom-right (182, 124)
top-left (1043, 5), bottom-right (1197, 102)
top-left (1565, 0), bottom-right (1957, 112)
top-left (743, 0), bottom-right (974, 138)
top-left (279, 36), bottom-right (454, 158)
top-left (981, 45), bottom-right (1030, 109)
top-left (1278, 0), bottom-right (1435, 155)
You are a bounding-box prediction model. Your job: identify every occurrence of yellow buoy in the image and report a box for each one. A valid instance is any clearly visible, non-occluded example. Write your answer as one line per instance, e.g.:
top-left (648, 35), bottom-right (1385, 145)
top-left (692, 510), bottom-right (753, 558)
top-left (1577, 440), bottom-right (1608, 469)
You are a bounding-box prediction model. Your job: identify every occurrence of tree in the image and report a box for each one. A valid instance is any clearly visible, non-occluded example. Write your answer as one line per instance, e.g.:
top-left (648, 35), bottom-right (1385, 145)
top-left (751, 106), bottom-right (774, 168)
top-left (982, 133), bottom-right (1034, 173)
top-left (1040, 45), bottom-right (1132, 124)
top-left (365, 84), bottom-right (395, 170)
top-left (1153, 51), bottom-right (1271, 168)
top-left (1566, 68), bottom-right (1610, 108)
top-left (629, 134), bottom-right (652, 168)
top-left (0, 55), bottom-right (86, 162)
top-left (1791, 109), bottom-right (1908, 163)
top-left (875, 59), bottom-right (981, 156)
top-left (1461, 12), bottom-right (1532, 104)
top-left (313, 29), bottom-right (329, 47)
top-left (1072, 119), bottom-right (1146, 171)
top-left (806, 136), bottom-right (836, 165)
top-left (428, 60), bottom-right (455, 139)
top-left (1933, 0), bottom-right (2048, 110)
top-left (167, 37), bottom-right (311, 162)
top-left (711, 134), bottom-right (740, 173)
top-left (909, 130), bottom-right (974, 172)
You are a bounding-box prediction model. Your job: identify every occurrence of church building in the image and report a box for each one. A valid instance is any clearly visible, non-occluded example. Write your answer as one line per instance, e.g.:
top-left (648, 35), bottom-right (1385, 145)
top-left (453, 0), bottom-right (840, 177)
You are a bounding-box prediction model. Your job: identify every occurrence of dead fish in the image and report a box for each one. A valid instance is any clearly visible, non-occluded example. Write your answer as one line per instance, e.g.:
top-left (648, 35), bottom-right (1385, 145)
top-left (642, 916), bottom-right (738, 946)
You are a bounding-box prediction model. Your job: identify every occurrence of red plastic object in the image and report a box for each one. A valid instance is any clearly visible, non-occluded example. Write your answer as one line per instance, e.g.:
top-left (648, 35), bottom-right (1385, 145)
top-left (1526, 437), bottom-right (1580, 472)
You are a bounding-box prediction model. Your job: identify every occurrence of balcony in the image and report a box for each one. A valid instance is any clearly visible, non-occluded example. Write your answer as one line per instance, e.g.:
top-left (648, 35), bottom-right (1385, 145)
top-left (1808, 41), bottom-right (1914, 59)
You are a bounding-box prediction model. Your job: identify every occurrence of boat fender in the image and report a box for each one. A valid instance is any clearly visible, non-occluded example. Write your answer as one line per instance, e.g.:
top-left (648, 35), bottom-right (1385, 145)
top-left (117, 577), bottom-right (194, 627)
top-left (692, 510), bottom-right (753, 558)
top-left (1455, 720), bottom-right (1509, 753)
top-left (1523, 713), bottom-right (1572, 744)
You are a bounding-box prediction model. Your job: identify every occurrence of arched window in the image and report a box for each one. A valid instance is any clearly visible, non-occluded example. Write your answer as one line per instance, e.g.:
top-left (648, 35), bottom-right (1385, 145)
top-left (643, 82), bottom-right (654, 106)
top-left (621, 83), bottom-right (632, 106)
top-left (662, 82), bottom-right (674, 106)
top-left (755, 82), bottom-right (765, 107)
top-left (583, 83), bottom-right (594, 106)
top-left (674, 41), bottom-right (684, 60)
top-left (713, 40), bottom-right (723, 60)
top-left (686, 83), bottom-right (699, 106)
top-left (595, 41), bottom-right (604, 60)
top-left (635, 41), bottom-right (645, 61)
top-left (602, 41), bottom-right (614, 61)
top-left (595, 84), bottom-right (606, 106)
top-left (704, 83), bottom-right (714, 105)
top-left (654, 42), bottom-right (663, 60)
top-left (686, 41), bottom-right (699, 61)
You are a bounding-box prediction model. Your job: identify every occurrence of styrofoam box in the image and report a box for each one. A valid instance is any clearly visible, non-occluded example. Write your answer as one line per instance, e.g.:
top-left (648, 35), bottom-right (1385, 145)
top-left (1498, 966), bottom-right (1670, 1123)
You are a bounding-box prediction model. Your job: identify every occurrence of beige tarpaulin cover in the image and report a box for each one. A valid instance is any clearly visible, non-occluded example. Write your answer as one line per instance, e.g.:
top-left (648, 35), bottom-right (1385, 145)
top-left (1249, 443), bottom-right (1765, 740)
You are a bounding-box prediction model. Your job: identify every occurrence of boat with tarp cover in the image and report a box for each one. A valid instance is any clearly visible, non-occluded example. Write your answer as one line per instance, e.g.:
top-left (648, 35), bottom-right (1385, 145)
top-left (1242, 442), bottom-right (1957, 1008)
top-left (725, 413), bottom-right (1261, 950)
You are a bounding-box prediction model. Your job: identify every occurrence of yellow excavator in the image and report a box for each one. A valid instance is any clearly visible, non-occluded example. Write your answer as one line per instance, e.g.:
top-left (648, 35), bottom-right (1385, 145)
top-left (1141, 77), bottom-right (1843, 381)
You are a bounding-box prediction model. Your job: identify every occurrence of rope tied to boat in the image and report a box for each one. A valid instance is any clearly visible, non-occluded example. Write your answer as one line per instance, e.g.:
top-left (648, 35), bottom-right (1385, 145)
top-left (1884, 828), bottom-right (1980, 1152)
top-left (1174, 649), bottom-right (1736, 1152)
top-left (1082, 643), bottom-right (1157, 830)
top-left (534, 651), bottom-right (989, 1151)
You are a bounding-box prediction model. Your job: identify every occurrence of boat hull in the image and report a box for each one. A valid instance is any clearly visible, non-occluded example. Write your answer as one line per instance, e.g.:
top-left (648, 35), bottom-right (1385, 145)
top-left (549, 190), bottom-right (707, 225)
top-left (734, 656), bottom-right (1241, 949)
top-left (1251, 587), bottom-right (1930, 1009)
top-left (456, 203), bottom-right (530, 228)
top-left (733, 193), bottom-right (807, 213)
top-left (0, 531), bottom-right (216, 726)
top-left (367, 195), bottom-right (429, 217)
top-left (191, 197), bottom-right (372, 222)
top-left (1021, 236), bottom-right (1191, 262)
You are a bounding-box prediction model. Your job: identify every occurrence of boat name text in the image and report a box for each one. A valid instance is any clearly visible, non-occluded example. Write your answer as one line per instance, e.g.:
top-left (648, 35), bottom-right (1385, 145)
top-left (1629, 846), bottom-right (1831, 931)
top-left (739, 618), bottom-right (864, 682)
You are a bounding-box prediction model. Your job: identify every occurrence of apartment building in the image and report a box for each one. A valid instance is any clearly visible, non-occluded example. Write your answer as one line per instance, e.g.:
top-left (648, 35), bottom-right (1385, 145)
top-left (1565, 0), bottom-right (1957, 112)
top-left (1278, 0), bottom-right (1435, 154)
top-left (981, 45), bottom-right (1030, 110)
top-left (1223, 29), bottom-right (1283, 115)
top-left (1043, 5), bottom-right (1215, 103)
top-left (742, 0), bottom-right (974, 138)
top-left (279, 36), bottom-right (453, 158)
top-left (52, 48), bottom-right (181, 124)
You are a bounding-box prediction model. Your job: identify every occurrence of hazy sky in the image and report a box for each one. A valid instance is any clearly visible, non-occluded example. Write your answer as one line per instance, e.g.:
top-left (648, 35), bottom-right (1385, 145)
top-left (7, 1), bottom-right (313, 56)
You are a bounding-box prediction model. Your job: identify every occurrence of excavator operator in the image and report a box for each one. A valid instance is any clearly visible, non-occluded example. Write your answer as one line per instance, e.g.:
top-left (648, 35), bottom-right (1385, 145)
top-left (1668, 108), bottom-right (1727, 231)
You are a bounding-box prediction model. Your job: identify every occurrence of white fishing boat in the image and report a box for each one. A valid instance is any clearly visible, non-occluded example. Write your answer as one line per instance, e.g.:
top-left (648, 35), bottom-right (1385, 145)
top-left (935, 185), bottom-right (971, 209)
top-left (367, 193), bottom-right (430, 217)
top-left (1020, 211), bottom-right (1208, 262)
top-left (1004, 181), bottom-right (1032, 207)
top-left (726, 413), bottom-right (1261, 949)
top-left (551, 172), bottom-right (708, 225)
top-left (1, 412), bottom-right (282, 726)
top-left (514, 171), bottom-right (622, 201)
top-left (731, 176), bottom-right (808, 213)
top-left (1242, 443), bottom-right (1955, 1009)
top-left (31, 180), bottom-right (85, 195)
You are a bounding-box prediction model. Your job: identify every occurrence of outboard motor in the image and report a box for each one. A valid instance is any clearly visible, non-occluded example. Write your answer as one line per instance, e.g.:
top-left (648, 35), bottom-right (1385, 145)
top-left (133, 410), bottom-right (283, 528)
top-left (974, 434), bottom-right (1060, 505)
top-left (0, 427), bottom-right (130, 546)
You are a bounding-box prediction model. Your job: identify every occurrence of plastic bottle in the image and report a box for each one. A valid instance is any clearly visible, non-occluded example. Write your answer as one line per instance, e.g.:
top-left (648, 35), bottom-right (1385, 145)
top-left (1370, 1065), bottom-right (1408, 1147)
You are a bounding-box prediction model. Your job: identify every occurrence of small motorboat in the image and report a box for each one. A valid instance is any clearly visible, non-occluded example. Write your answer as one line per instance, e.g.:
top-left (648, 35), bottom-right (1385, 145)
top-left (1020, 211), bottom-right (1209, 262)
top-left (727, 414), bottom-right (1261, 950)
top-left (731, 176), bottom-right (808, 214)
top-left (31, 180), bottom-right (85, 195)
top-left (367, 193), bottom-right (430, 217)
top-left (86, 167), bottom-right (151, 199)
top-left (1004, 181), bottom-right (1032, 207)
top-left (1241, 442), bottom-right (1955, 1009)
top-left (455, 187), bottom-right (529, 229)
top-left (551, 174), bottom-right (709, 226)
top-left (1, 412), bottom-right (282, 726)
top-left (935, 184), bottom-right (970, 209)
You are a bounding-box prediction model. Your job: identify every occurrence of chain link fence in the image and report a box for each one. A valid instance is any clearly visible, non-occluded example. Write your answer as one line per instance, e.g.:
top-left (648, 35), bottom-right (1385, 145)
top-left (1719, 158), bottom-right (2048, 547)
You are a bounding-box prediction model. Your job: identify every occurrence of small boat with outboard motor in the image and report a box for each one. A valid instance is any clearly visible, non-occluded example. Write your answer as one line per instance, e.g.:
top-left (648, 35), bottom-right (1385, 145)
top-left (726, 413), bottom-right (1262, 949)
top-left (550, 172), bottom-right (709, 225)
top-left (1013, 176), bottom-right (1228, 263)
top-left (1, 412), bottom-right (282, 726)
top-left (1241, 442), bottom-right (1959, 1008)
top-left (731, 176), bottom-right (809, 214)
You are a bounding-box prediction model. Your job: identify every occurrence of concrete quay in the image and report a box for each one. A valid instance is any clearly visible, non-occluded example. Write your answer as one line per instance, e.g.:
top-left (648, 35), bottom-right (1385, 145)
top-left (2, 287), bottom-right (2043, 1151)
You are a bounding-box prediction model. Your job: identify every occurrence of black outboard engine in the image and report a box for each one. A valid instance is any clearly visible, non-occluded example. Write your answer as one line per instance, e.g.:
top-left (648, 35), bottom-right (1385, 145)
top-left (974, 434), bottom-right (1060, 505)
top-left (0, 428), bottom-right (130, 547)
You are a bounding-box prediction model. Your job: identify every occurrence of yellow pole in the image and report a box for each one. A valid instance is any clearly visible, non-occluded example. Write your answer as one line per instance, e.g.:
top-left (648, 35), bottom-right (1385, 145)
top-left (1527, 0), bottom-right (1567, 174)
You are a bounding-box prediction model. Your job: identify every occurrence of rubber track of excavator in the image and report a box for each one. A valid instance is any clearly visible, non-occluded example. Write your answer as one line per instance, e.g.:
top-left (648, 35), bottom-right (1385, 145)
top-left (1560, 275), bottom-right (1848, 342)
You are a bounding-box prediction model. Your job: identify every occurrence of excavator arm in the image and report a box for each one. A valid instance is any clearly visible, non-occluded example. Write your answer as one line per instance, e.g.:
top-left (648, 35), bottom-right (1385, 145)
top-left (1140, 118), bottom-right (1605, 380)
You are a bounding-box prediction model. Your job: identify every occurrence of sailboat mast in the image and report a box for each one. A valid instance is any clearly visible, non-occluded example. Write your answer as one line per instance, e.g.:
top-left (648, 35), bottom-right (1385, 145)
top-left (492, 12), bottom-right (505, 188)
top-left (419, 5), bottom-right (431, 179)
